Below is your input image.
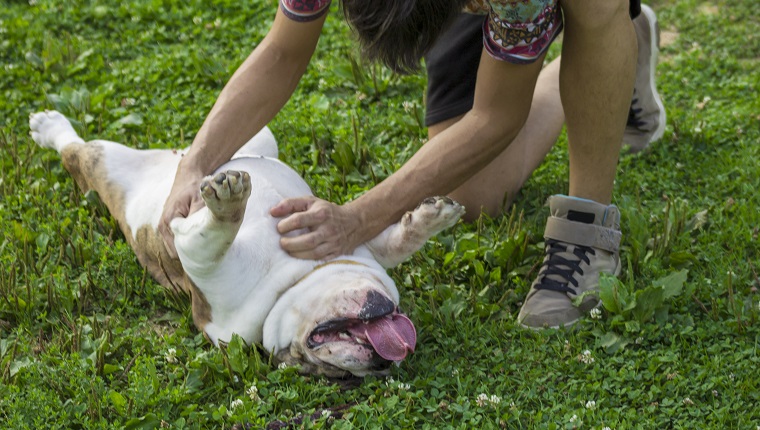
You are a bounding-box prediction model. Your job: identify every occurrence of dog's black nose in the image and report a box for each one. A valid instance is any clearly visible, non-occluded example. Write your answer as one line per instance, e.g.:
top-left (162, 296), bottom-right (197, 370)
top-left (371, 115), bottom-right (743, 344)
top-left (358, 290), bottom-right (395, 320)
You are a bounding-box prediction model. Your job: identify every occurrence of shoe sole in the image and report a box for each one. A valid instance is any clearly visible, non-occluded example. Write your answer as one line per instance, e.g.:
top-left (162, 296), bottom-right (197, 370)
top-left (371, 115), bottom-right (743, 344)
top-left (640, 4), bottom-right (667, 143)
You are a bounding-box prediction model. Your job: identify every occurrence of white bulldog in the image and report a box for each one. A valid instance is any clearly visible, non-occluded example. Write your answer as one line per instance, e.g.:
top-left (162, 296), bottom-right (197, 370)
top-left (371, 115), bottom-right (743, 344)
top-left (29, 110), bottom-right (464, 377)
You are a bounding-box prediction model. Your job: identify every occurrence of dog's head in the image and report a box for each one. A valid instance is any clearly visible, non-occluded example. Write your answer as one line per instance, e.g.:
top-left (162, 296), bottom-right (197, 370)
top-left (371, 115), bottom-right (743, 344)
top-left (262, 260), bottom-right (416, 378)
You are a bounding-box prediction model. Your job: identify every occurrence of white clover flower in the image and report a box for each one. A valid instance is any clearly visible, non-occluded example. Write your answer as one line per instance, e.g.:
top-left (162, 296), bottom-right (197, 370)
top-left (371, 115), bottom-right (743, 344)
top-left (585, 400), bottom-right (596, 410)
top-left (475, 393), bottom-right (501, 408)
top-left (355, 91), bottom-right (367, 101)
top-left (165, 348), bottom-right (177, 364)
top-left (247, 385), bottom-right (259, 401)
top-left (682, 397), bottom-right (694, 406)
top-left (577, 350), bottom-right (595, 364)
top-left (193, 16), bottom-right (203, 25)
top-left (569, 414), bottom-right (578, 423)
top-left (322, 410), bottom-right (331, 418)
top-left (635, 337), bottom-right (644, 345)
top-left (278, 362), bottom-right (289, 370)
top-left (451, 369), bottom-right (460, 376)
top-left (589, 308), bottom-right (602, 319)
top-left (402, 101), bottom-right (414, 113)
top-left (603, 427), bottom-right (612, 430)
top-left (230, 399), bottom-right (243, 410)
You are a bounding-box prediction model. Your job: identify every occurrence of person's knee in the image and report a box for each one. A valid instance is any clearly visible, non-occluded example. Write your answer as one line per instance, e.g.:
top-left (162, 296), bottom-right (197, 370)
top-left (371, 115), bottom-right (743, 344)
top-left (562, 0), bottom-right (629, 29)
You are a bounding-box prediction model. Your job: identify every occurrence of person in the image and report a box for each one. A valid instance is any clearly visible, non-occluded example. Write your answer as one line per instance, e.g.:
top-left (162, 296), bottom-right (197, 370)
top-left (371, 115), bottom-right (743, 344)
top-left (160, 0), bottom-right (666, 329)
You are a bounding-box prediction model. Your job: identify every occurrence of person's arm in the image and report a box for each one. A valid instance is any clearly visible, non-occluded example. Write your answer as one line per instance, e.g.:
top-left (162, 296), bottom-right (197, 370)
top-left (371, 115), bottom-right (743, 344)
top-left (160, 7), bottom-right (327, 255)
top-left (271, 49), bottom-right (547, 260)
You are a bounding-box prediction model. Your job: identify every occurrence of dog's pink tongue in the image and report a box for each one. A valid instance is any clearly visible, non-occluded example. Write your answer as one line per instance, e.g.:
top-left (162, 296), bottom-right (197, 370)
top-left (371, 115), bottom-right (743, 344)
top-left (354, 314), bottom-right (417, 361)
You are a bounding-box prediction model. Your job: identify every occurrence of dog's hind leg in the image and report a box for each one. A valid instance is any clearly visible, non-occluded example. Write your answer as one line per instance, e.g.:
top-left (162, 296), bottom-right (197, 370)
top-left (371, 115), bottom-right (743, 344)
top-left (172, 170), bottom-right (252, 272)
top-left (30, 111), bottom-right (85, 151)
top-left (231, 127), bottom-right (278, 159)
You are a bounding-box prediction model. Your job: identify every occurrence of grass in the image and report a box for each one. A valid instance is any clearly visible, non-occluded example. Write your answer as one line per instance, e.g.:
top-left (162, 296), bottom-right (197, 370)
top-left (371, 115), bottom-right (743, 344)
top-left (1, 0), bottom-right (759, 428)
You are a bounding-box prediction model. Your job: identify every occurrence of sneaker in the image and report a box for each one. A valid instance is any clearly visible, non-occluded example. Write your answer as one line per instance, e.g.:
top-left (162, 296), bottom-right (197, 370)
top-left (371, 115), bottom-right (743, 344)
top-left (624, 4), bottom-right (667, 153)
top-left (517, 195), bottom-right (622, 329)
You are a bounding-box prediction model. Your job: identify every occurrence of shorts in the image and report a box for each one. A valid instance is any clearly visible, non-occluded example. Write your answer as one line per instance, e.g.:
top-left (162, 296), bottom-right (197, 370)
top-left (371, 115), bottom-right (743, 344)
top-left (424, 0), bottom-right (642, 126)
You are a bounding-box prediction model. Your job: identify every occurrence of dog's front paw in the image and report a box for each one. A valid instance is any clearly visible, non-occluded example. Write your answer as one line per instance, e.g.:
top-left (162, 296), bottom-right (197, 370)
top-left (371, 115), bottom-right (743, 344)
top-left (200, 170), bottom-right (252, 222)
top-left (402, 196), bottom-right (465, 234)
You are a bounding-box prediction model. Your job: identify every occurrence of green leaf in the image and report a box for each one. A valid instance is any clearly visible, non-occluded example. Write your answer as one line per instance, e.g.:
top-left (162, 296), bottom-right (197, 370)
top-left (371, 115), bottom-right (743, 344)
top-left (10, 356), bottom-right (32, 378)
top-left (631, 286), bottom-right (664, 324)
top-left (226, 334), bottom-right (248, 375)
top-left (108, 390), bottom-right (128, 416)
top-left (112, 113), bottom-right (143, 128)
top-left (653, 269), bottom-right (688, 300)
top-left (596, 331), bottom-right (630, 354)
top-left (124, 413), bottom-right (161, 430)
top-left (103, 363), bottom-right (121, 375)
top-left (331, 140), bottom-right (355, 171)
top-left (35, 233), bottom-right (50, 251)
top-left (25, 51), bottom-right (44, 69)
top-left (599, 274), bottom-right (633, 314)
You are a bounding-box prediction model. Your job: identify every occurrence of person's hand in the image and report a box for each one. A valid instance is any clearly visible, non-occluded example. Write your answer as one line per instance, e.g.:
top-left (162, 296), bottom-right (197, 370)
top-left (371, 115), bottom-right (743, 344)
top-left (270, 196), bottom-right (361, 260)
top-left (159, 163), bottom-right (206, 258)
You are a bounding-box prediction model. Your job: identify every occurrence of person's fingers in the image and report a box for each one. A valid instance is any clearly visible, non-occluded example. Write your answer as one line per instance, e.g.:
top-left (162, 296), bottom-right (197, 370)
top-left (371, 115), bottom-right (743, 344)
top-left (283, 238), bottom-right (338, 261)
top-left (279, 228), bottom-right (327, 252)
top-left (270, 196), bottom-right (316, 217)
top-left (275, 204), bottom-right (329, 234)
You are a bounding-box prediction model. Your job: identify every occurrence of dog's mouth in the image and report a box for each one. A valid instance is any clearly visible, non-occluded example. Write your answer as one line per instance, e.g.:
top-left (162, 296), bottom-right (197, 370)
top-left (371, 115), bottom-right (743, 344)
top-left (307, 310), bottom-right (417, 362)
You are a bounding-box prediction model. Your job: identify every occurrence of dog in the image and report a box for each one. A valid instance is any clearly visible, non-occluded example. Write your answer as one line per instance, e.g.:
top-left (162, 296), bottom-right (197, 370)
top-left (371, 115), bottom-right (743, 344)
top-left (29, 110), bottom-right (464, 377)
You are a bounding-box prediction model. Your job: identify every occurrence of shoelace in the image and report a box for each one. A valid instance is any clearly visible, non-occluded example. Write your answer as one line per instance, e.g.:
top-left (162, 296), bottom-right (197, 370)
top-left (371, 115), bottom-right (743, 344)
top-left (534, 239), bottom-right (596, 295)
top-left (627, 97), bottom-right (645, 128)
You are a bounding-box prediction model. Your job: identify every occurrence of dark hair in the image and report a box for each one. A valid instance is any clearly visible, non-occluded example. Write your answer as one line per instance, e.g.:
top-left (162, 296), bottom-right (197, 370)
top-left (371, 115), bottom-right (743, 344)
top-left (340, 0), bottom-right (468, 74)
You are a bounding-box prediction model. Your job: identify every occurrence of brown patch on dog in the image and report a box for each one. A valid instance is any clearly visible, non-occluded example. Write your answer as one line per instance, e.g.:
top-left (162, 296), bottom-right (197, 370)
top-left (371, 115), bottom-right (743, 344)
top-left (61, 143), bottom-right (128, 234)
top-left (61, 142), bottom-right (214, 334)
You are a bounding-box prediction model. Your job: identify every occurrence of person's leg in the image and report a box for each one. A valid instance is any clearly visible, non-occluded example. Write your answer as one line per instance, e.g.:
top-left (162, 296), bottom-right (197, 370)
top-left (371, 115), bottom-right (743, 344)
top-left (425, 5), bottom-right (663, 220)
top-left (432, 59), bottom-right (564, 220)
top-left (561, 0), bottom-right (636, 205)
top-left (516, 0), bottom-right (636, 329)
top-left (624, 3), bottom-right (667, 152)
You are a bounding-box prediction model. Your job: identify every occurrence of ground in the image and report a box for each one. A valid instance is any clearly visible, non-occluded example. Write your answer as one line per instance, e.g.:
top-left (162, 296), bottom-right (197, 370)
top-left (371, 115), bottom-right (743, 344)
top-left (0, 0), bottom-right (758, 428)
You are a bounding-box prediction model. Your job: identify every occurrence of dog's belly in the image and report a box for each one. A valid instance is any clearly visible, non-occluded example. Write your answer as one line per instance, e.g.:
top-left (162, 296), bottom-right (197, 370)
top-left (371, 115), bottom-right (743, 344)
top-left (118, 153), bottom-right (312, 240)
top-left (216, 156), bottom-right (313, 203)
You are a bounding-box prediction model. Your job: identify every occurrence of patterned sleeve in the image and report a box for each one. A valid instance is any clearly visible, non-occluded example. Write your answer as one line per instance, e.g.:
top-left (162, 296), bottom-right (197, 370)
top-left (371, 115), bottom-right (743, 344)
top-left (280, 0), bottom-right (332, 22)
top-left (480, 0), bottom-right (563, 64)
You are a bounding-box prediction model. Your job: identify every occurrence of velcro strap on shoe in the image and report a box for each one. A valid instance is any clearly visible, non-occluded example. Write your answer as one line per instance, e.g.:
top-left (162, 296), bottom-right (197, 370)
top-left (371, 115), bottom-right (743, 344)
top-left (544, 217), bottom-right (621, 253)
